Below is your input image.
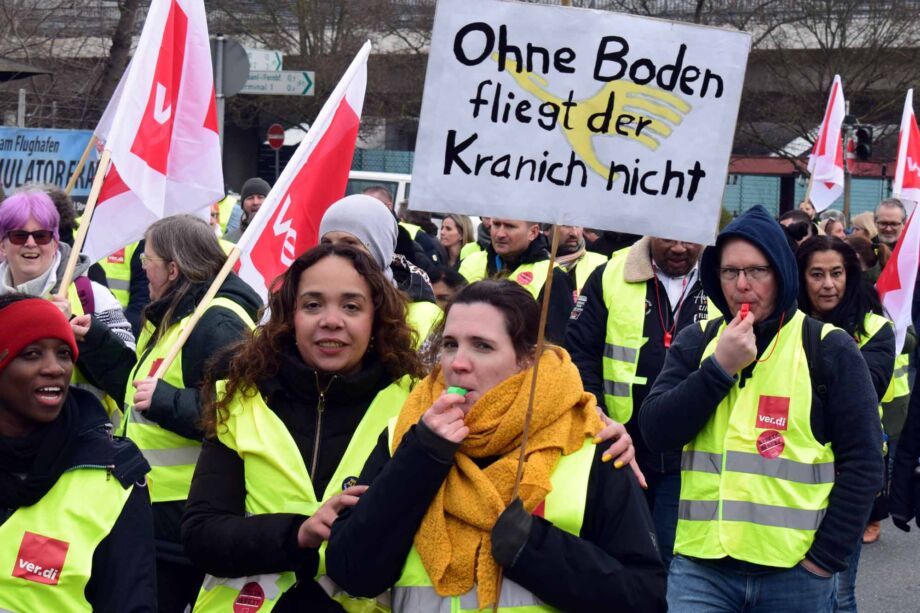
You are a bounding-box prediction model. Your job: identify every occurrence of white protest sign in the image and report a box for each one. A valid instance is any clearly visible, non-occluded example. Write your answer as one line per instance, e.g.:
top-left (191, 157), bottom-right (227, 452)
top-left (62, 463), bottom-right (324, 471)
top-left (411, 0), bottom-right (751, 245)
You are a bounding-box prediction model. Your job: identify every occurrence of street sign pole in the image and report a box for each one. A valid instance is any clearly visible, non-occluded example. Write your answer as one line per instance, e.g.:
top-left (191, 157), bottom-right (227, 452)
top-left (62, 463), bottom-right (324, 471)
top-left (275, 149), bottom-right (280, 181)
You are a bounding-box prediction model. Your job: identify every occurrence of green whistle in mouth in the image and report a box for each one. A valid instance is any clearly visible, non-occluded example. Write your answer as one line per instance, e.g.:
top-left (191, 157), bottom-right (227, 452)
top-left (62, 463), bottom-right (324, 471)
top-left (446, 386), bottom-right (468, 396)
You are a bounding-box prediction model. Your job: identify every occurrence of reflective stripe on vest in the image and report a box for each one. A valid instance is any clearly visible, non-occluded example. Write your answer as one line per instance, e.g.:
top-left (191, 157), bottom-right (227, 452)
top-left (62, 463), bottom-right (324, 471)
top-left (194, 378), bottom-right (411, 613)
top-left (0, 468), bottom-right (133, 612)
top-left (121, 296), bottom-right (255, 503)
top-left (97, 242), bottom-right (138, 308)
top-left (600, 253), bottom-right (651, 423)
top-left (456, 251), bottom-right (552, 300)
top-left (573, 251), bottom-right (608, 295)
top-left (387, 421), bottom-right (594, 612)
top-left (600, 253), bottom-right (715, 423)
top-left (407, 301), bottom-right (443, 350)
top-left (675, 311), bottom-right (836, 568)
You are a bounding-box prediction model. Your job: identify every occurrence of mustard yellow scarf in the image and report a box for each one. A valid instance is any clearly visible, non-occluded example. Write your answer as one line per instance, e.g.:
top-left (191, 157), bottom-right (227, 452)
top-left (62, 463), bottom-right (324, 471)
top-left (392, 346), bottom-right (603, 609)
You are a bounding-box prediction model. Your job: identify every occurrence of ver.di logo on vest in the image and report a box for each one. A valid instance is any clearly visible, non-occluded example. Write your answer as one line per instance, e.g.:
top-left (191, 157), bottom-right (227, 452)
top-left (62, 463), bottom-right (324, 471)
top-left (12, 531), bottom-right (69, 586)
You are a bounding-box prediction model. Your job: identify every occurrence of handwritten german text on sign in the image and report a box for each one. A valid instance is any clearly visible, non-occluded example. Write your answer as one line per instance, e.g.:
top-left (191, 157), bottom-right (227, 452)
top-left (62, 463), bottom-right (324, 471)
top-left (411, 0), bottom-right (750, 245)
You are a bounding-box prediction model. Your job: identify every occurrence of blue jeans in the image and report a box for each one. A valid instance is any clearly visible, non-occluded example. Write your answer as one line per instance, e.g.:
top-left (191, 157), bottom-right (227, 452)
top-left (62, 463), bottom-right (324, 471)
top-left (834, 539), bottom-right (861, 612)
top-left (644, 471), bottom-right (681, 566)
top-left (668, 555), bottom-right (837, 612)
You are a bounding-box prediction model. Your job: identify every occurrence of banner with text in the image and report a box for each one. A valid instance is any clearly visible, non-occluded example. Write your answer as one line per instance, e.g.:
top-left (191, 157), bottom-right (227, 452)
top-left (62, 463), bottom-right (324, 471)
top-left (411, 0), bottom-right (751, 245)
top-left (0, 127), bottom-right (98, 199)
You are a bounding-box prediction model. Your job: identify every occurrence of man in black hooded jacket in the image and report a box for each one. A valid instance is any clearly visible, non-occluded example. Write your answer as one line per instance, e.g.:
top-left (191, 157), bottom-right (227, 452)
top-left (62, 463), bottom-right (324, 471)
top-left (640, 206), bottom-right (883, 611)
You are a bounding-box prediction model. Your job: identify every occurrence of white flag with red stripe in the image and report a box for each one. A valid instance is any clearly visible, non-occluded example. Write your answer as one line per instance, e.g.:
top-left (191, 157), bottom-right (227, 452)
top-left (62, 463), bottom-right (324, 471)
top-left (807, 75), bottom-right (845, 212)
top-left (82, 0), bottom-right (222, 262)
top-left (236, 42), bottom-right (369, 302)
top-left (878, 206), bottom-right (920, 353)
top-left (892, 89), bottom-right (920, 209)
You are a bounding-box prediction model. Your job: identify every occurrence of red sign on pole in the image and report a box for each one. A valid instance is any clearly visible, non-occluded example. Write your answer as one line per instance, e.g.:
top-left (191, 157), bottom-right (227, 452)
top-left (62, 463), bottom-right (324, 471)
top-left (267, 123), bottom-right (284, 150)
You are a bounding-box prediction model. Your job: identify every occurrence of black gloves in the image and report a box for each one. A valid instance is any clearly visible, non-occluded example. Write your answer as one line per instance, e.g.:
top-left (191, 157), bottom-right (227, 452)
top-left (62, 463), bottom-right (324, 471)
top-left (491, 498), bottom-right (533, 568)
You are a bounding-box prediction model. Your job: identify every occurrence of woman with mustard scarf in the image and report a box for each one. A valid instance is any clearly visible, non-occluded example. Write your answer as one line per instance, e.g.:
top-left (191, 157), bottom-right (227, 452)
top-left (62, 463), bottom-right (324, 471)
top-left (327, 279), bottom-right (666, 612)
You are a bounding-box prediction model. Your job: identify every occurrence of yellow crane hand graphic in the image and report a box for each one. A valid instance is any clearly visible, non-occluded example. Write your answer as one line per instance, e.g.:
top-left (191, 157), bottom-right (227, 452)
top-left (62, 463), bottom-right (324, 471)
top-left (499, 55), bottom-right (692, 180)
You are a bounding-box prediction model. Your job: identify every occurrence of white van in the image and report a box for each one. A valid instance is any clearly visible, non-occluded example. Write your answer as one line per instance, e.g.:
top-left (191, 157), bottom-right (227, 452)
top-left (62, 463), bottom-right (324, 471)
top-left (346, 170), bottom-right (412, 205)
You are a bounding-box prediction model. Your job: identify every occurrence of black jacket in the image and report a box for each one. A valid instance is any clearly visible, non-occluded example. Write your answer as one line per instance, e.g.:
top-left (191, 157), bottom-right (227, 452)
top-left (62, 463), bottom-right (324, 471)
top-left (890, 369), bottom-right (920, 527)
top-left (326, 424), bottom-right (667, 612)
top-left (639, 205), bottom-right (884, 574)
top-left (484, 235), bottom-right (576, 344)
top-left (0, 389), bottom-right (155, 612)
top-left (566, 239), bottom-right (709, 475)
top-left (182, 347), bottom-right (397, 612)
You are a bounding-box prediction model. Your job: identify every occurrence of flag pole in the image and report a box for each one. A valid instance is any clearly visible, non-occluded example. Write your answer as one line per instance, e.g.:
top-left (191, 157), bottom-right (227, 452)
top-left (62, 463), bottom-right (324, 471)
top-left (152, 246), bottom-right (242, 378)
top-left (492, 224), bottom-right (561, 612)
top-left (64, 135), bottom-right (97, 195)
top-left (55, 149), bottom-right (111, 299)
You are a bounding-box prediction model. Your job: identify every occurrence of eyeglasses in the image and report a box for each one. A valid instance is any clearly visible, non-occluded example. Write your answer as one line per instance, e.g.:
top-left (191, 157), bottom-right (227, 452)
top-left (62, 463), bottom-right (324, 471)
top-left (876, 221), bottom-right (903, 229)
top-left (719, 266), bottom-right (772, 281)
top-left (140, 254), bottom-right (169, 267)
top-left (4, 230), bottom-right (54, 245)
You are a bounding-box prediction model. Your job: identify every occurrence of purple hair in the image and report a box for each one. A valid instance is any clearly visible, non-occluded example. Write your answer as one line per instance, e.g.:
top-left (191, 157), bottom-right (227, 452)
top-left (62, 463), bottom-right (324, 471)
top-left (0, 189), bottom-right (60, 241)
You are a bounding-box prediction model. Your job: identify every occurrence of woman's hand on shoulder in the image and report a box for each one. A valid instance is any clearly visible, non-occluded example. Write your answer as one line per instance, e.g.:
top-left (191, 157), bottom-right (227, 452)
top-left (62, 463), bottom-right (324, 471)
top-left (594, 410), bottom-right (647, 489)
top-left (298, 485), bottom-right (368, 549)
top-left (421, 392), bottom-right (470, 443)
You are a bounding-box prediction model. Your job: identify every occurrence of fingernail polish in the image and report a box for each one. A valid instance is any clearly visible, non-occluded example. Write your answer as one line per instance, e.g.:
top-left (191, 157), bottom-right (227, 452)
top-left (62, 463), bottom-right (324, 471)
top-left (601, 453), bottom-right (612, 463)
top-left (614, 460), bottom-right (623, 469)
top-left (592, 436), bottom-right (602, 444)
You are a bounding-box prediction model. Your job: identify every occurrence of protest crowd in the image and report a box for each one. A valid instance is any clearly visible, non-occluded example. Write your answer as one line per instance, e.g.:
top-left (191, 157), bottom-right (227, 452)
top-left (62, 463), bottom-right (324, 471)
top-left (5, 1), bottom-right (920, 612)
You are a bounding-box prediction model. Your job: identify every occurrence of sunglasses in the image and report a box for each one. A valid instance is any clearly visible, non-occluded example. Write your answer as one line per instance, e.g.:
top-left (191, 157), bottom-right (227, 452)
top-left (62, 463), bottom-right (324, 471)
top-left (4, 230), bottom-right (54, 245)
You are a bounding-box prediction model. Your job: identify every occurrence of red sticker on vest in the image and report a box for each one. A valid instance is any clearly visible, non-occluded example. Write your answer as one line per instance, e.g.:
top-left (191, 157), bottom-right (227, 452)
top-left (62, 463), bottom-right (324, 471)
top-left (12, 531), bottom-right (69, 585)
top-left (233, 582), bottom-right (265, 612)
top-left (516, 271), bottom-right (534, 285)
top-left (147, 358), bottom-right (164, 378)
top-left (757, 430), bottom-right (785, 459)
top-left (756, 395), bottom-right (790, 431)
top-left (107, 248), bottom-right (126, 264)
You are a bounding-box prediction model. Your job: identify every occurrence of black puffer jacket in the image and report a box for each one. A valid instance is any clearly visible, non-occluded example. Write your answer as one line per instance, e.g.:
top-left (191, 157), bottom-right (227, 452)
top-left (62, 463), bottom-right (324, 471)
top-left (0, 389), bottom-right (154, 612)
top-left (326, 423), bottom-right (667, 612)
top-left (182, 346), bottom-right (399, 612)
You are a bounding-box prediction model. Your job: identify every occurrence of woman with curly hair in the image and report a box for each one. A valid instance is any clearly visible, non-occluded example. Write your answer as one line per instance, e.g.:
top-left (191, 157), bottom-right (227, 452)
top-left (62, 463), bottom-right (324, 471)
top-left (181, 243), bottom-right (426, 612)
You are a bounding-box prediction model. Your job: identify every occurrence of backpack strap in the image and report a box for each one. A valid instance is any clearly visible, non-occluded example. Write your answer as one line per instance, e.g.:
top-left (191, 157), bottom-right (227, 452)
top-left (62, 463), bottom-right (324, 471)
top-left (74, 276), bottom-right (95, 315)
top-left (801, 315), bottom-right (828, 407)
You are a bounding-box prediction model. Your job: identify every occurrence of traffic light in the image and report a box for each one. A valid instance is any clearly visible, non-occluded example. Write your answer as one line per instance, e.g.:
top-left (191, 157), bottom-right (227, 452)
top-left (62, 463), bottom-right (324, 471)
top-left (854, 125), bottom-right (873, 160)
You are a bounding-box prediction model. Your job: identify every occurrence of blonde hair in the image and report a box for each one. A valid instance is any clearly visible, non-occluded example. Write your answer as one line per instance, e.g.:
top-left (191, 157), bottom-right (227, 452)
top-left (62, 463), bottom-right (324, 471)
top-left (852, 212), bottom-right (877, 240)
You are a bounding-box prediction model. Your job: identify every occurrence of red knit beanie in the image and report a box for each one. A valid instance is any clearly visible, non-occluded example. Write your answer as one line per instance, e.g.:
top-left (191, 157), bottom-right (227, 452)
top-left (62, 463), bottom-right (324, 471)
top-left (0, 298), bottom-right (78, 374)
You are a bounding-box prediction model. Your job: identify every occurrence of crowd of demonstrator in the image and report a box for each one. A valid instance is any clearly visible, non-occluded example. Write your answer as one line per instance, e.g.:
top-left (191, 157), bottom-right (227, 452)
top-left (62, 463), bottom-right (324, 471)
top-left (1, 180), bottom-right (920, 613)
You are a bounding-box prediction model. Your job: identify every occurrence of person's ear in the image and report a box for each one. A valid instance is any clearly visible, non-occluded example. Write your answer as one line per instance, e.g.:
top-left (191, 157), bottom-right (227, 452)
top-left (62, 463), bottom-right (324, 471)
top-left (167, 261), bottom-right (180, 282)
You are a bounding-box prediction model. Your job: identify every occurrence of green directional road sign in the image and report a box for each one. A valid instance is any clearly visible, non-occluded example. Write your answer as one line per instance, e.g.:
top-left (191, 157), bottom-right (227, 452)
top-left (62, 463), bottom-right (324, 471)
top-left (244, 47), bottom-right (283, 72)
top-left (241, 70), bottom-right (315, 96)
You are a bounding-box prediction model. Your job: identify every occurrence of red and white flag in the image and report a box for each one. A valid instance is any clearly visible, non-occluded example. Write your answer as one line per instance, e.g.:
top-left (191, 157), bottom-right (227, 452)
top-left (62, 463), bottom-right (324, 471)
top-left (236, 42), bottom-right (369, 302)
top-left (807, 75), bottom-right (845, 212)
top-left (878, 205), bottom-right (920, 353)
top-left (892, 89), bottom-right (920, 211)
top-left (82, 0), bottom-right (222, 262)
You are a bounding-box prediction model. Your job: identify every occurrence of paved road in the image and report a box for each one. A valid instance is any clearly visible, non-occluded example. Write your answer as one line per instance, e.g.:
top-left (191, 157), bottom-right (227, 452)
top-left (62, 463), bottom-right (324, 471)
top-left (856, 518), bottom-right (920, 612)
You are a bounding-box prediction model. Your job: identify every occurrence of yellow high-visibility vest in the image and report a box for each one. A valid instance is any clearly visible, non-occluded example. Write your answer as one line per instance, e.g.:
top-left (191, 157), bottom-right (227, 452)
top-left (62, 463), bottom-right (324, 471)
top-left (120, 297), bottom-right (254, 503)
top-left (676, 311), bottom-right (837, 567)
top-left (194, 378), bottom-right (411, 613)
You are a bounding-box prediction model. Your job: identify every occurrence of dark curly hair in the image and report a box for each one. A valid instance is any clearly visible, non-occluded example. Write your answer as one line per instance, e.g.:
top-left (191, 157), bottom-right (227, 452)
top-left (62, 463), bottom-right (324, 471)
top-left (201, 243), bottom-right (425, 437)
